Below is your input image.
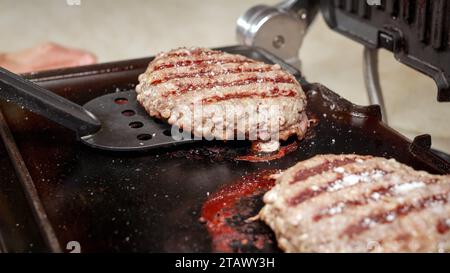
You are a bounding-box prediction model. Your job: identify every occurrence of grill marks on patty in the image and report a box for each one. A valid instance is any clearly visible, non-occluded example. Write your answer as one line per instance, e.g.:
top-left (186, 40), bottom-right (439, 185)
top-left (152, 58), bottom-right (255, 72)
top-left (287, 157), bottom-right (450, 235)
top-left (161, 75), bottom-right (296, 98)
top-left (150, 51), bottom-right (256, 72)
top-left (201, 89), bottom-right (297, 104)
top-left (287, 169), bottom-right (391, 206)
top-left (163, 48), bottom-right (223, 58)
top-left (148, 55), bottom-right (300, 104)
top-left (259, 154), bottom-right (450, 252)
top-left (136, 47), bottom-right (308, 142)
top-left (312, 178), bottom-right (441, 222)
top-left (342, 191), bottom-right (450, 238)
top-left (150, 65), bottom-right (276, 86)
top-left (290, 157), bottom-right (362, 184)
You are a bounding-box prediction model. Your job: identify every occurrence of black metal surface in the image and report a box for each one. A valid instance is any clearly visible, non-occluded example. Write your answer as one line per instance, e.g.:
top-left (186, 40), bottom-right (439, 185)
top-left (0, 112), bottom-right (51, 252)
top-left (321, 0), bottom-right (450, 101)
top-left (0, 45), bottom-right (448, 252)
top-left (0, 110), bottom-right (61, 252)
top-left (81, 91), bottom-right (195, 151)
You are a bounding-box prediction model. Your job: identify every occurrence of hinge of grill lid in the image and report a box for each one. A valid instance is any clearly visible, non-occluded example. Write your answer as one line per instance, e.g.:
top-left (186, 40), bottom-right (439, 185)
top-left (321, 0), bottom-right (450, 102)
top-left (236, 0), bottom-right (319, 71)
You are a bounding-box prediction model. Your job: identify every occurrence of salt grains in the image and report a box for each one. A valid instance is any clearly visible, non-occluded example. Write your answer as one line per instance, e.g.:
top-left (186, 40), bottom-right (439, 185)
top-left (327, 170), bottom-right (386, 192)
top-left (392, 181), bottom-right (425, 194)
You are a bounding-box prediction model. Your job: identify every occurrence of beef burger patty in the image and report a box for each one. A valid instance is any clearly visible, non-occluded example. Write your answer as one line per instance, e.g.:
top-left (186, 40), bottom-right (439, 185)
top-left (260, 154), bottom-right (450, 253)
top-left (136, 47), bottom-right (308, 150)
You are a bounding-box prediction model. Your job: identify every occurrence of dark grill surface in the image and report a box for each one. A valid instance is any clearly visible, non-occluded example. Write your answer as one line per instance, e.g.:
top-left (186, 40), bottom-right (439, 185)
top-left (0, 46), bottom-right (448, 252)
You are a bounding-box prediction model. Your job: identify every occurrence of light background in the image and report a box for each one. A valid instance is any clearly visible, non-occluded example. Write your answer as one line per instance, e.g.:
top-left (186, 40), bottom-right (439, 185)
top-left (1, 0), bottom-right (449, 152)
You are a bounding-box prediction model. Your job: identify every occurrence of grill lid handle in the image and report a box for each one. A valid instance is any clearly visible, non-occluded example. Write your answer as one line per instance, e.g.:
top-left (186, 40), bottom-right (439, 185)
top-left (0, 67), bottom-right (101, 137)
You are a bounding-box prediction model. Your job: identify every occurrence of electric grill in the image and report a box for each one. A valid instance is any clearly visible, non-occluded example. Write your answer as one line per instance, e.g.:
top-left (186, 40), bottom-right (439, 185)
top-left (0, 0), bottom-right (449, 253)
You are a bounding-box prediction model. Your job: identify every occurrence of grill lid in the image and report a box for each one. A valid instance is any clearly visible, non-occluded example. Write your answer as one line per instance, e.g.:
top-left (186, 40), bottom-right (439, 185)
top-left (321, 0), bottom-right (450, 101)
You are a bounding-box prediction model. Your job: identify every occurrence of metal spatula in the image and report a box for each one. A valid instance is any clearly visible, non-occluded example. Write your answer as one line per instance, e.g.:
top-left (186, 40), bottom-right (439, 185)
top-left (0, 67), bottom-right (194, 151)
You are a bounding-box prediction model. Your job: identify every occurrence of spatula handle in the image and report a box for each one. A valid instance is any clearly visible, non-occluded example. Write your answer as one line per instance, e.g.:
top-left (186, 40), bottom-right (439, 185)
top-left (0, 67), bottom-right (101, 137)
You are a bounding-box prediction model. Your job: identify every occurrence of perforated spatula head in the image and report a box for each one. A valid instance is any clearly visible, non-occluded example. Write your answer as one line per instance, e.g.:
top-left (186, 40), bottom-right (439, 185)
top-left (81, 91), bottom-right (194, 151)
top-left (0, 67), bottom-right (194, 152)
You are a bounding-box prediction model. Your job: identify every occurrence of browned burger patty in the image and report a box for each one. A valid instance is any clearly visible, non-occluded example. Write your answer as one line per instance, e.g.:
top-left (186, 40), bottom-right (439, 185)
top-left (136, 47), bottom-right (308, 149)
top-left (259, 154), bottom-right (450, 253)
